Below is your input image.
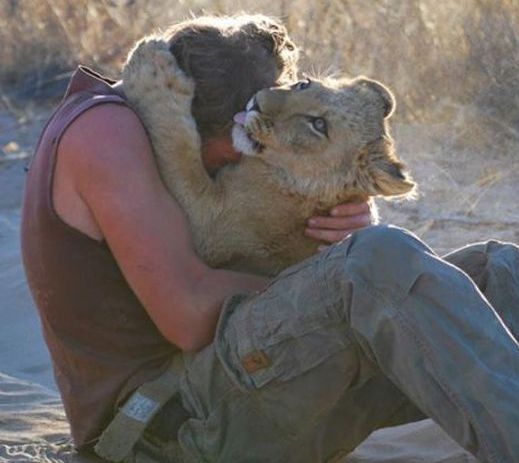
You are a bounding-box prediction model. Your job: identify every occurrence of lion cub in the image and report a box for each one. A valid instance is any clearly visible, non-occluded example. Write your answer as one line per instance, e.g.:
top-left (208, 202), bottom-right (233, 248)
top-left (122, 38), bottom-right (416, 276)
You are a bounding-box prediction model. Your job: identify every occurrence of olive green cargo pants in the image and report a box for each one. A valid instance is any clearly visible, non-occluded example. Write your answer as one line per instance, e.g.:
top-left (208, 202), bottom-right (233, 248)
top-left (162, 226), bottom-right (519, 463)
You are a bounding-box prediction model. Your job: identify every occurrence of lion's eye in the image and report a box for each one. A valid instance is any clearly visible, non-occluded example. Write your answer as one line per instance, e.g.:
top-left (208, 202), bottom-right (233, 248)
top-left (292, 78), bottom-right (312, 90)
top-left (310, 117), bottom-right (328, 136)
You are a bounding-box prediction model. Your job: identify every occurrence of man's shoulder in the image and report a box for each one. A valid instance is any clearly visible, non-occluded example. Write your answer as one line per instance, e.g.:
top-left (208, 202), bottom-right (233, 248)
top-left (62, 103), bottom-right (147, 154)
top-left (59, 102), bottom-right (153, 177)
top-left (55, 99), bottom-right (164, 235)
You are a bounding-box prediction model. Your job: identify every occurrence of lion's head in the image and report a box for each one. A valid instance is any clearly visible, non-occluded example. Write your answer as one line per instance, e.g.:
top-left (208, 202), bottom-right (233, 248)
top-left (232, 76), bottom-right (416, 200)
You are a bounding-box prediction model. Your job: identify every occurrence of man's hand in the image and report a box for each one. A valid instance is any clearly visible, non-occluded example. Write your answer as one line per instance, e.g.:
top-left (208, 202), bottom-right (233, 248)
top-left (305, 201), bottom-right (375, 250)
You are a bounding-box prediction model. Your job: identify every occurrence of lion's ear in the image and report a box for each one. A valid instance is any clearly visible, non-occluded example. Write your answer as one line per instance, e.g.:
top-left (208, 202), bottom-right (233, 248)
top-left (353, 142), bottom-right (416, 198)
top-left (355, 77), bottom-right (395, 119)
top-left (370, 159), bottom-right (416, 197)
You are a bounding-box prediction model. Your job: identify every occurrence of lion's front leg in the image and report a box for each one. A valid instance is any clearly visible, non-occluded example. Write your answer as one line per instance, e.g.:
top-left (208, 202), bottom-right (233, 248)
top-left (122, 37), bottom-right (217, 203)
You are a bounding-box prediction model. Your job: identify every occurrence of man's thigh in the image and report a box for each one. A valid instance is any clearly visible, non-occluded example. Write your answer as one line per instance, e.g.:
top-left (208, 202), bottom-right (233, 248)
top-left (176, 244), bottom-right (421, 462)
top-left (177, 341), bottom-right (417, 463)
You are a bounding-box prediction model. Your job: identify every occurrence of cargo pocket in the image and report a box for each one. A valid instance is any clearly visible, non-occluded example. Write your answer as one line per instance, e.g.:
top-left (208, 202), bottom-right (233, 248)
top-left (244, 322), bottom-right (354, 389)
top-left (215, 280), bottom-right (354, 391)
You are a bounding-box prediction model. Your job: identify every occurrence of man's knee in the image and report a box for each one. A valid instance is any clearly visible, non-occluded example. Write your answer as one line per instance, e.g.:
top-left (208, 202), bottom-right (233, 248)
top-left (483, 240), bottom-right (519, 284)
top-left (326, 225), bottom-right (435, 301)
top-left (347, 225), bottom-right (432, 265)
top-left (484, 240), bottom-right (519, 262)
top-left (445, 240), bottom-right (519, 290)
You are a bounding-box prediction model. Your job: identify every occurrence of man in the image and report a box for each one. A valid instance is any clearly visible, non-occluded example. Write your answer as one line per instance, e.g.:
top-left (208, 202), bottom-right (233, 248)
top-left (21, 14), bottom-right (370, 454)
top-left (21, 14), bottom-right (519, 463)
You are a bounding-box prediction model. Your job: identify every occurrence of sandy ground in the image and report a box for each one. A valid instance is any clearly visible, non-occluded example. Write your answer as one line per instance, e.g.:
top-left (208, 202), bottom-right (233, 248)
top-left (0, 373), bottom-right (73, 461)
top-left (3, 99), bottom-right (516, 461)
top-left (0, 105), bottom-right (56, 391)
top-left (379, 123), bottom-right (519, 255)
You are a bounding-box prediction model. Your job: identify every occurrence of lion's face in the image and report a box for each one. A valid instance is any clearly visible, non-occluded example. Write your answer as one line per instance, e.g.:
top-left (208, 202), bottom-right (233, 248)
top-left (232, 76), bottom-right (415, 198)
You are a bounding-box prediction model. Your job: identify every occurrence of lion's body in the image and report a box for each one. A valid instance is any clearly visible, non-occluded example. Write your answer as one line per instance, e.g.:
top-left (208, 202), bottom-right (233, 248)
top-left (195, 159), bottom-right (364, 275)
top-left (122, 38), bottom-right (415, 276)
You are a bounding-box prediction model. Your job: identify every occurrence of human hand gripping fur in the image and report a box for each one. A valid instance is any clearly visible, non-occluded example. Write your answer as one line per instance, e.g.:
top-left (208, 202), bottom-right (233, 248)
top-left (122, 37), bottom-right (417, 276)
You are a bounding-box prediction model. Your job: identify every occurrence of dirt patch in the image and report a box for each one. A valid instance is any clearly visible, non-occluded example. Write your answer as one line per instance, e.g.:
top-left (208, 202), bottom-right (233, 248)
top-left (379, 123), bottom-right (519, 255)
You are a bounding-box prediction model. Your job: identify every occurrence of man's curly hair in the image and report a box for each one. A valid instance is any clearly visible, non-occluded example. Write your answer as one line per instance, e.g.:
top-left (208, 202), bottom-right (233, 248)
top-left (165, 15), bottom-right (299, 138)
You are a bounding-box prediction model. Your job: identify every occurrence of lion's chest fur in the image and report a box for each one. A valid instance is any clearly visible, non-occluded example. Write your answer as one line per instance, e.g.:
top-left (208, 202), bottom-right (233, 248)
top-left (204, 158), bottom-right (359, 276)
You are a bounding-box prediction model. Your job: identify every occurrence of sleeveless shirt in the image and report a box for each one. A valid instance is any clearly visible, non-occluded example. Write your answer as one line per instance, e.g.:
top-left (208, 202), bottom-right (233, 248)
top-left (20, 66), bottom-right (177, 449)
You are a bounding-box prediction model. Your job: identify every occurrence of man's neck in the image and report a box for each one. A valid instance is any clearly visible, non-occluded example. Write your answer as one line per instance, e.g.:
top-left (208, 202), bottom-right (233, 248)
top-left (201, 135), bottom-right (242, 175)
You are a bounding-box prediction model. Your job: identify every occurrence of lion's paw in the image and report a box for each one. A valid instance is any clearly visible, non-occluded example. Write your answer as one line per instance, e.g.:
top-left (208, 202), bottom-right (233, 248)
top-left (123, 37), bottom-right (194, 99)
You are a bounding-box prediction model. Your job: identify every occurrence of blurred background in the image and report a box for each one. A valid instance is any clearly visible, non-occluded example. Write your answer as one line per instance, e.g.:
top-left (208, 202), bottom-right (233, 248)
top-left (1, 0), bottom-right (518, 253)
top-left (2, 0), bottom-right (519, 137)
top-left (0, 4), bottom-right (516, 457)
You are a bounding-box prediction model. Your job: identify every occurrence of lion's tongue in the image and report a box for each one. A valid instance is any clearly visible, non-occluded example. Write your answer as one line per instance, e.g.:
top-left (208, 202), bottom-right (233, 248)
top-left (233, 111), bottom-right (247, 125)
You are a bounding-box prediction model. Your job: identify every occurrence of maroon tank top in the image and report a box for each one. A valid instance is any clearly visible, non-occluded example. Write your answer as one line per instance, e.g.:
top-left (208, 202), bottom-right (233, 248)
top-left (20, 66), bottom-right (177, 449)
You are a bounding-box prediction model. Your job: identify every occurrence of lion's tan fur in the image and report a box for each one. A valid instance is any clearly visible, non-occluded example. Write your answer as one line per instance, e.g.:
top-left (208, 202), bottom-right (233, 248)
top-left (122, 37), bottom-right (415, 276)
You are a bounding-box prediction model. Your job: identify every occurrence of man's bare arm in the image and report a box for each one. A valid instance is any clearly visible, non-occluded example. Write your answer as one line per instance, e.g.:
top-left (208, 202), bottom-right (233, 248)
top-left (60, 104), bottom-right (266, 351)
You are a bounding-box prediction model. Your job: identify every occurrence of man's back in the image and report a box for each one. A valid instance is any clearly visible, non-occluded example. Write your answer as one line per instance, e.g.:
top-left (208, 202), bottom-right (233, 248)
top-left (20, 67), bottom-right (177, 447)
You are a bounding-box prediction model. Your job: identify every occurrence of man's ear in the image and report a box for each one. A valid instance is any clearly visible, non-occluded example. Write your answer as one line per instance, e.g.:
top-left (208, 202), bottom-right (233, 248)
top-left (355, 77), bottom-right (396, 119)
top-left (370, 158), bottom-right (416, 197)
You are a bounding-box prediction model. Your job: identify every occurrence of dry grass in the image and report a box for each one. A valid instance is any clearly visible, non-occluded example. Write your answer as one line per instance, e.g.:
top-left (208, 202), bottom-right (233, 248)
top-left (1, 1), bottom-right (518, 154)
top-left (1, 0), bottom-right (519, 129)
